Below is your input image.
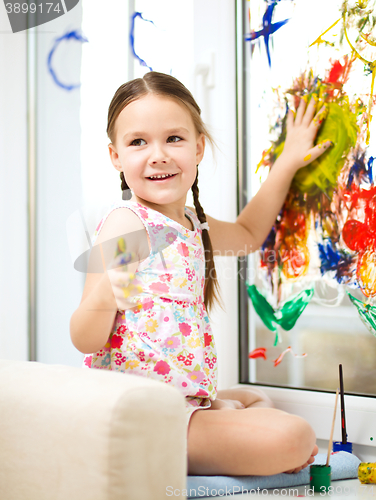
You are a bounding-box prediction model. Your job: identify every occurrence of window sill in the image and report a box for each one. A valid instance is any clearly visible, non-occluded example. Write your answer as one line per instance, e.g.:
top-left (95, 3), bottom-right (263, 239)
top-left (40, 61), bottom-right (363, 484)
top-left (235, 384), bottom-right (376, 448)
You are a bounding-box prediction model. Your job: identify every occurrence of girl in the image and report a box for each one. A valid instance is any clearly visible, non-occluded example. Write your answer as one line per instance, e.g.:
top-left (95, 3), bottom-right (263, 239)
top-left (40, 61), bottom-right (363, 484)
top-left (70, 71), bottom-right (332, 476)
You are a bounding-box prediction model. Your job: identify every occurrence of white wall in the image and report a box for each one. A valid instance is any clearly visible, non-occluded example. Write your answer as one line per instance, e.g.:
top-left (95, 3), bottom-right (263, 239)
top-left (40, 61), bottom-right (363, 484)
top-left (35, 7), bottom-right (84, 365)
top-left (0, 8), bottom-right (28, 360)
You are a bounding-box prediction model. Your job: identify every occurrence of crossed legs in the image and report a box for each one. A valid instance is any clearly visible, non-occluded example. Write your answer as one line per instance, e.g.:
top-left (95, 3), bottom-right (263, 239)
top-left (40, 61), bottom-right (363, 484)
top-left (187, 387), bottom-right (318, 476)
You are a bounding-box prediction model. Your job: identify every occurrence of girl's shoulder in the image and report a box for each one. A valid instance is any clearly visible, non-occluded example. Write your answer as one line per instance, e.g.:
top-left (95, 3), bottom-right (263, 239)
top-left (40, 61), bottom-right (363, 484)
top-left (93, 201), bottom-right (146, 247)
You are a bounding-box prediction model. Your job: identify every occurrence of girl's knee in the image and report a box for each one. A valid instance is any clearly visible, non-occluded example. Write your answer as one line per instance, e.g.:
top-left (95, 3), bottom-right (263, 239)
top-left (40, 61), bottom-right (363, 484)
top-left (272, 413), bottom-right (315, 468)
top-left (284, 415), bottom-right (316, 460)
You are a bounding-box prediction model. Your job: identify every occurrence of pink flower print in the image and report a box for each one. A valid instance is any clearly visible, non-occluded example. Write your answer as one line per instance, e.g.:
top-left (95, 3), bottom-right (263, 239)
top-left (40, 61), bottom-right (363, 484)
top-left (209, 363), bottom-right (214, 369)
top-left (142, 299), bottom-right (154, 311)
top-left (187, 370), bottom-right (205, 384)
top-left (177, 242), bottom-right (189, 257)
top-left (84, 356), bottom-right (92, 368)
top-left (166, 232), bottom-right (177, 244)
top-left (187, 353), bottom-right (194, 360)
top-left (179, 322), bottom-right (192, 337)
top-left (153, 360), bottom-right (171, 375)
top-left (138, 351), bottom-right (146, 362)
top-left (149, 281), bottom-right (169, 294)
top-left (111, 335), bottom-right (123, 349)
top-left (177, 355), bottom-right (185, 362)
top-left (160, 273), bottom-right (172, 283)
top-left (184, 359), bottom-right (192, 366)
top-left (195, 388), bottom-right (209, 397)
top-left (163, 336), bottom-right (181, 349)
top-left (117, 325), bottom-right (126, 335)
top-left (204, 332), bottom-right (212, 347)
top-left (139, 209), bottom-right (148, 219)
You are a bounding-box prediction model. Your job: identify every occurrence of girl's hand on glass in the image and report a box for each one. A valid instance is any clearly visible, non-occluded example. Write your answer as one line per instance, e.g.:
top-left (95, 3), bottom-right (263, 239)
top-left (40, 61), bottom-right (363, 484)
top-left (107, 252), bottom-right (142, 311)
top-left (282, 96), bottom-right (333, 172)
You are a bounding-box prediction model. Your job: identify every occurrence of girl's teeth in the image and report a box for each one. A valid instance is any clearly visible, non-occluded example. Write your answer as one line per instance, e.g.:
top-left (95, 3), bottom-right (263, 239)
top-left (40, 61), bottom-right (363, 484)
top-left (149, 174), bottom-right (174, 179)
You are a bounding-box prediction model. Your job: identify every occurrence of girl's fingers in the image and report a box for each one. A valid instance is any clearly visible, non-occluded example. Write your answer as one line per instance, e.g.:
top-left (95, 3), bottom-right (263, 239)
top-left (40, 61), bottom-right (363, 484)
top-left (310, 103), bottom-right (329, 131)
top-left (110, 251), bottom-right (136, 269)
top-left (302, 140), bottom-right (333, 165)
top-left (286, 109), bottom-right (295, 134)
top-left (301, 95), bottom-right (317, 126)
top-left (294, 96), bottom-right (307, 125)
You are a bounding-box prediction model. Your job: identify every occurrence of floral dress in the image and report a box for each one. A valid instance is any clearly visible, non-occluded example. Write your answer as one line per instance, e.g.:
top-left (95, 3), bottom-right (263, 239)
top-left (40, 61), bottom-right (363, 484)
top-left (83, 201), bottom-right (218, 423)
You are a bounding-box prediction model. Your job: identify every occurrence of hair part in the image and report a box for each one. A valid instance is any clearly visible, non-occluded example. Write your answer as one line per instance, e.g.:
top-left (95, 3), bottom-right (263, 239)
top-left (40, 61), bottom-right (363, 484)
top-left (107, 71), bottom-right (222, 314)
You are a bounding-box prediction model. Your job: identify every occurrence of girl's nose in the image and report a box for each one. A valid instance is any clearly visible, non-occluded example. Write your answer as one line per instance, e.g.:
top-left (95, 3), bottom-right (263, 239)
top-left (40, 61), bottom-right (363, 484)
top-left (149, 144), bottom-right (170, 165)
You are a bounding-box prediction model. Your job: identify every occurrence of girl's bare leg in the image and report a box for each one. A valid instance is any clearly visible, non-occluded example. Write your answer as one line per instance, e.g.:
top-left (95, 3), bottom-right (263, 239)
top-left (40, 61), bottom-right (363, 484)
top-left (187, 387), bottom-right (317, 476)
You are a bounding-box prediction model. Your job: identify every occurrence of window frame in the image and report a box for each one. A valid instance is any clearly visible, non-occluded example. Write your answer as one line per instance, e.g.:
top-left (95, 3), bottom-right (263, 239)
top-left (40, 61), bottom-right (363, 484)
top-left (235, 0), bottom-right (376, 455)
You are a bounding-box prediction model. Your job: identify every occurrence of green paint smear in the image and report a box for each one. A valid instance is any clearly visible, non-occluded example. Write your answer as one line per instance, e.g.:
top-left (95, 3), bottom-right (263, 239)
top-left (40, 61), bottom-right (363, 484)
top-left (347, 291), bottom-right (376, 338)
top-left (246, 284), bottom-right (314, 343)
top-left (275, 100), bottom-right (358, 197)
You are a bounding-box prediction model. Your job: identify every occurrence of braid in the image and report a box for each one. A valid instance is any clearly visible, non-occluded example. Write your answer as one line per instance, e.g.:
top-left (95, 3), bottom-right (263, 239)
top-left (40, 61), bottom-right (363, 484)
top-left (191, 169), bottom-right (223, 313)
top-left (120, 172), bottom-right (132, 200)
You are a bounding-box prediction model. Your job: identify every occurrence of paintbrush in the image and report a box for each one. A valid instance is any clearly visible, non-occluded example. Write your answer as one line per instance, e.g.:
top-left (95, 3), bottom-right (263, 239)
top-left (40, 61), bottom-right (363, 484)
top-left (326, 388), bottom-right (339, 466)
top-left (339, 364), bottom-right (347, 444)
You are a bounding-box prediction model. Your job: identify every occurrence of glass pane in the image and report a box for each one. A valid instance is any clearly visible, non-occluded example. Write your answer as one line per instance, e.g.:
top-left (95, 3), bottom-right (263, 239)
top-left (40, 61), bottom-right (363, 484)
top-left (245, 0), bottom-right (376, 395)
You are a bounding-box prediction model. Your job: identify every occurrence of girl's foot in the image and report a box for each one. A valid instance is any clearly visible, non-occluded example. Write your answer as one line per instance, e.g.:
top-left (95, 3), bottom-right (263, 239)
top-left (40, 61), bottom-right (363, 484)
top-left (283, 444), bottom-right (319, 474)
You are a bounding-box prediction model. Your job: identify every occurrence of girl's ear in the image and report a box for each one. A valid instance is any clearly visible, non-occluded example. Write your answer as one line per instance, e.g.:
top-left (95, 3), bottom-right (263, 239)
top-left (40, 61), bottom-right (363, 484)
top-left (196, 133), bottom-right (205, 164)
top-left (108, 143), bottom-right (122, 172)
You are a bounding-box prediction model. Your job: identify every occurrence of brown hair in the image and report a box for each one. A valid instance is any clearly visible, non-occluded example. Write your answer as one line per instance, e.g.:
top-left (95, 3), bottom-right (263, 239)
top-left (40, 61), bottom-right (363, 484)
top-left (107, 71), bottom-right (222, 313)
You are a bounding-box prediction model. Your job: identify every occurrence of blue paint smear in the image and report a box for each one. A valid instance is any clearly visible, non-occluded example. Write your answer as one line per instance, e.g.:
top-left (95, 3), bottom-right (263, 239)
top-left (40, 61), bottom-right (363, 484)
top-left (347, 154), bottom-right (374, 188)
top-left (318, 239), bottom-right (354, 284)
top-left (368, 156), bottom-right (374, 185)
top-left (47, 30), bottom-right (88, 91)
top-left (245, 1), bottom-right (289, 67)
top-left (130, 12), bottom-right (154, 72)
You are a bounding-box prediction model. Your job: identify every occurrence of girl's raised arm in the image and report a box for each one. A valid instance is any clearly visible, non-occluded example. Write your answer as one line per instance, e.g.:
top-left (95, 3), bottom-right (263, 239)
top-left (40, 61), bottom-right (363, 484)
top-left (205, 97), bottom-right (332, 257)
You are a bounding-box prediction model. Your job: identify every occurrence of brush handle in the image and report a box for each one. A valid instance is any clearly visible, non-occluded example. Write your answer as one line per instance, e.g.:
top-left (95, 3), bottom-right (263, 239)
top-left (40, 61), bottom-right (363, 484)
top-left (339, 364), bottom-right (347, 444)
top-left (326, 388), bottom-right (339, 466)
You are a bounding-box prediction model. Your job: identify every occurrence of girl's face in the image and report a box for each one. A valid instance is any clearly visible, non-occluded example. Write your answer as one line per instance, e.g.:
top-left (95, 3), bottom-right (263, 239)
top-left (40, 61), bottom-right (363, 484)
top-left (109, 94), bottom-right (205, 208)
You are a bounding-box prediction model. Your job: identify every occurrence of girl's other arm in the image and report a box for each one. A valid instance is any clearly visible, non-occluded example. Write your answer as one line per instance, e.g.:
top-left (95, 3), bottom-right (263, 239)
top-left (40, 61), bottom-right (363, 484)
top-left (70, 209), bottom-right (147, 354)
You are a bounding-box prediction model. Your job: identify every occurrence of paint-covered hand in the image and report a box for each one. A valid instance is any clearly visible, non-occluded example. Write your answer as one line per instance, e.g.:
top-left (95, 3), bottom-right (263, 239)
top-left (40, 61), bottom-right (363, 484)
top-left (282, 96), bottom-right (333, 172)
top-left (107, 252), bottom-right (143, 311)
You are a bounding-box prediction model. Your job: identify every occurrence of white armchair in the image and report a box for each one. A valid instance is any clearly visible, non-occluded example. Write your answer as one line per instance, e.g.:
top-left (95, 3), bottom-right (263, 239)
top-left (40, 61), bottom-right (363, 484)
top-left (0, 360), bottom-right (187, 500)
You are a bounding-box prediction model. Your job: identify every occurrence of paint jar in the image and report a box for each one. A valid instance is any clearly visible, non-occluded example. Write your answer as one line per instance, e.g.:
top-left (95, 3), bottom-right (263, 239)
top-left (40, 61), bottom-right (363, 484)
top-left (333, 441), bottom-right (353, 453)
top-left (358, 463), bottom-right (376, 484)
top-left (310, 464), bottom-right (331, 492)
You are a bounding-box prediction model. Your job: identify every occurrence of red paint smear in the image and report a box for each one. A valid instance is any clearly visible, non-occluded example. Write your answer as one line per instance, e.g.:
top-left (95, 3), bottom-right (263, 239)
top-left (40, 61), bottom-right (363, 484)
top-left (249, 347), bottom-right (267, 360)
top-left (323, 56), bottom-right (354, 98)
top-left (343, 185), bottom-right (376, 252)
top-left (273, 346), bottom-right (307, 367)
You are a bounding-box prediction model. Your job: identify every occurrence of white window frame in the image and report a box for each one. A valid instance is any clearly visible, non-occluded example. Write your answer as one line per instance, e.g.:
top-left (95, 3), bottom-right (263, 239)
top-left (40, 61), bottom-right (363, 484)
top-left (234, 0), bottom-right (376, 462)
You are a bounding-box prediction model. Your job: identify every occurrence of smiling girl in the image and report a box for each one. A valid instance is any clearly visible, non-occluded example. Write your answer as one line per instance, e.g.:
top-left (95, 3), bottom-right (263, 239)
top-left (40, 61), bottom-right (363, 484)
top-left (70, 71), bottom-right (332, 476)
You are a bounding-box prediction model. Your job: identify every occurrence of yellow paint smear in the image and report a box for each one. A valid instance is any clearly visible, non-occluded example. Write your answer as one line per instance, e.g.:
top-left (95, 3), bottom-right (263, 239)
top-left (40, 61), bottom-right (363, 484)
top-left (304, 154), bottom-right (312, 162)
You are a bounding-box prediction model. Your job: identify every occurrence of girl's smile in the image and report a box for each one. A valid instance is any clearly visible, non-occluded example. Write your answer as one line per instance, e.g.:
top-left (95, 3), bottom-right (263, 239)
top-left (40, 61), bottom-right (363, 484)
top-left (109, 94), bottom-right (205, 220)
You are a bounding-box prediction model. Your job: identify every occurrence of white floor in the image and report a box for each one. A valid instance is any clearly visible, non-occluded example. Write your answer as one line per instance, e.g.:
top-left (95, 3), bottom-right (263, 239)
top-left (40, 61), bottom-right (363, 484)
top-left (237, 478), bottom-right (373, 498)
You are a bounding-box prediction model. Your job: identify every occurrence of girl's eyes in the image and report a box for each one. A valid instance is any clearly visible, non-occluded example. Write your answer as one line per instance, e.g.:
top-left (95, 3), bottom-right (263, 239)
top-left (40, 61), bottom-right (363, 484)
top-left (130, 136), bottom-right (182, 146)
top-left (130, 138), bottom-right (146, 146)
top-left (167, 136), bottom-right (182, 143)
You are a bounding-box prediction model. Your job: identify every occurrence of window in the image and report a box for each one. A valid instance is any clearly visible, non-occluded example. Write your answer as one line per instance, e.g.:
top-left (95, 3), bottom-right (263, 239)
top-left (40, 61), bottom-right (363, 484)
top-left (236, 0), bottom-right (376, 456)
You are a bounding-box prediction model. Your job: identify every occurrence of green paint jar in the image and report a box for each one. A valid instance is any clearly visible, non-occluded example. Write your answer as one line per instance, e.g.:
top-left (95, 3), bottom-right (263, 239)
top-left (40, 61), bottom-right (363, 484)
top-left (310, 464), bottom-right (331, 492)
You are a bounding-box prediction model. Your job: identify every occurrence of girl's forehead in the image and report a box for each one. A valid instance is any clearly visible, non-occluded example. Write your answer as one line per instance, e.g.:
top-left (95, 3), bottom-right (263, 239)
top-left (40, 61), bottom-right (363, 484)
top-left (117, 94), bottom-right (194, 128)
